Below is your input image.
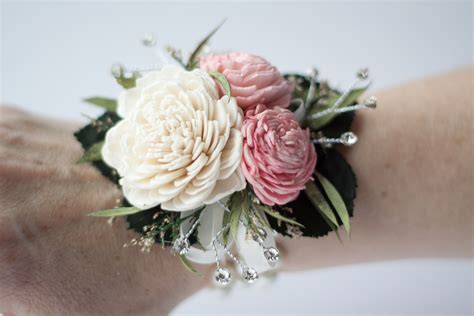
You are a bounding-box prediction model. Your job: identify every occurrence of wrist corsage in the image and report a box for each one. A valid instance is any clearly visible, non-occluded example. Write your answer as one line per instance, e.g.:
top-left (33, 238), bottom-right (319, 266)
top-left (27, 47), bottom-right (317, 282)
top-left (75, 23), bottom-right (376, 286)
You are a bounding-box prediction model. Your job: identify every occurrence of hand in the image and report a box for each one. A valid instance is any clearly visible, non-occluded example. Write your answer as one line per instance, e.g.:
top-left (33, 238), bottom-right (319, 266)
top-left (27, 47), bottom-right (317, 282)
top-left (0, 106), bottom-right (211, 315)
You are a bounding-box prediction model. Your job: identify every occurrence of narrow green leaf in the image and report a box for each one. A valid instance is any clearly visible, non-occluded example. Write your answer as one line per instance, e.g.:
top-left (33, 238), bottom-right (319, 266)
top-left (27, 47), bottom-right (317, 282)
top-left (83, 97), bottom-right (117, 112)
top-left (229, 192), bottom-right (243, 240)
top-left (88, 206), bottom-right (141, 217)
top-left (304, 181), bottom-right (339, 227)
top-left (307, 87), bottom-right (367, 129)
top-left (77, 141), bottom-right (104, 163)
top-left (208, 71), bottom-right (231, 97)
top-left (254, 203), bottom-right (304, 228)
top-left (179, 255), bottom-right (201, 276)
top-left (318, 210), bottom-right (342, 242)
top-left (315, 172), bottom-right (351, 236)
top-left (186, 19), bottom-right (226, 70)
top-left (251, 205), bottom-right (271, 229)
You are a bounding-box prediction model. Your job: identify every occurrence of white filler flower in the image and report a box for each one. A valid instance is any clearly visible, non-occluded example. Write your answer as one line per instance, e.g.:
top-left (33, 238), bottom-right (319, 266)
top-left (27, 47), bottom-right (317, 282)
top-left (102, 65), bottom-right (245, 211)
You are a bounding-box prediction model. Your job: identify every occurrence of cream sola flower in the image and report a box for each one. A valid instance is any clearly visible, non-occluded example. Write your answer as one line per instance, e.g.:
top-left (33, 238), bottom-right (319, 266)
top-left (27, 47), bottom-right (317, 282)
top-left (102, 65), bottom-right (246, 211)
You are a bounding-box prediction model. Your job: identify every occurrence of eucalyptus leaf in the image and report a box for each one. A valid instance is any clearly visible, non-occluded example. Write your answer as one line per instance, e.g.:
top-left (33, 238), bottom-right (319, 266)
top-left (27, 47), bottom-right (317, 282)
top-left (83, 97), bottom-right (117, 112)
top-left (88, 206), bottom-right (141, 217)
top-left (186, 19), bottom-right (226, 70)
top-left (304, 180), bottom-right (339, 227)
top-left (253, 203), bottom-right (304, 228)
top-left (316, 172), bottom-right (351, 236)
top-left (77, 141), bottom-right (104, 163)
top-left (208, 71), bottom-right (231, 97)
top-left (307, 87), bottom-right (366, 130)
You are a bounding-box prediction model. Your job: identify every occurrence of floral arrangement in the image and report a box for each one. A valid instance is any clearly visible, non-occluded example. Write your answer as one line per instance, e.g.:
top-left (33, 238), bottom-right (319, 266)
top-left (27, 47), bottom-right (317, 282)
top-left (75, 24), bottom-right (376, 285)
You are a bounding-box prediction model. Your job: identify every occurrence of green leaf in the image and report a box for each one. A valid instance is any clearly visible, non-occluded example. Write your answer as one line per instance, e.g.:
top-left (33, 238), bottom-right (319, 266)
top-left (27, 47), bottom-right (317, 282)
top-left (318, 209), bottom-right (342, 242)
top-left (229, 192), bottom-right (243, 240)
top-left (126, 205), bottom-right (186, 247)
top-left (179, 255), bottom-right (201, 276)
top-left (304, 180), bottom-right (339, 227)
top-left (88, 206), bottom-right (141, 217)
top-left (186, 19), bottom-right (226, 70)
top-left (83, 97), bottom-right (117, 112)
top-left (283, 74), bottom-right (311, 102)
top-left (116, 73), bottom-right (138, 89)
top-left (222, 207), bottom-right (232, 246)
top-left (74, 111), bottom-right (121, 184)
top-left (251, 205), bottom-right (271, 229)
top-left (315, 172), bottom-right (351, 236)
top-left (208, 71), bottom-right (231, 97)
top-left (112, 64), bottom-right (139, 89)
top-left (77, 141), bottom-right (104, 163)
top-left (307, 87), bottom-right (366, 130)
top-left (254, 203), bottom-right (304, 228)
top-left (265, 149), bottom-right (356, 240)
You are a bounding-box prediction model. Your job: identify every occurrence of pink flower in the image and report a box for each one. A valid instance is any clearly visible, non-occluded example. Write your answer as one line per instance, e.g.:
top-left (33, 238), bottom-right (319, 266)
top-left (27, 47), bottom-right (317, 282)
top-left (200, 52), bottom-right (293, 111)
top-left (241, 105), bottom-right (317, 206)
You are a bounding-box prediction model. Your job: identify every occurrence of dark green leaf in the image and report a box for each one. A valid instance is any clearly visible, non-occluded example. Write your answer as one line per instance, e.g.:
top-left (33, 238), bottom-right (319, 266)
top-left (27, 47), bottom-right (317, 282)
top-left (253, 203), bottom-right (304, 228)
top-left (74, 111), bottom-right (121, 184)
top-left (316, 148), bottom-right (357, 220)
top-left (208, 71), bottom-right (231, 97)
top-left (88, 206), bottom-right (141, 217)
top-left (229, 192), bottom-right (243, 240)
top-left (76, 141), bottom-right (104, 163)
top-left (268, 149), bottom-right (356, 239)
top-left (83, 97), bottom-right (117, 112)
top-left (221, 209), bottom-right (232, 246)
top-left (186, 20), bottom-right (226, 70)
top-left (319, 110), bottom-right (355, 139)
top-left (318, 209), bottom-right (342, 242)
top-left (74, 111), bottom-right (121, 150)
top-left (283, 74), bottom-right (311, 102)
top-left (305, 180), bottom-right (339, 227)
top-left (307, 87), bottom-right (366, 129)
top-left (126, 204), bottom-right (189, 247)
top-left (315, 172), bottom-right (351, 236)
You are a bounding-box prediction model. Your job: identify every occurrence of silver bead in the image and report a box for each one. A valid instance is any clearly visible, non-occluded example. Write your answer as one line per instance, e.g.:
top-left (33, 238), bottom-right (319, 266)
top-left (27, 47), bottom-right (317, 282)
top-left (256, 227), bottom-right (267, 240)
top-left (172, 238), bottom-right (190, 255)
top-left (364, 96), bottom-right (377, 108)
top-left (307, 67), bottom-right (319, 79)
top-left (110, 63), bottom-right (123, 78)
top-left (141, 33), bottom-right (157, 47)
top-left (215, 268), bottom-right (232, 285)
top-left (251, 227), bottom-right (267, 243)
top-left (357, 68), bottom-right (369, 79)
top-left (242, 267), bottom-right (258, 283)
top-left (263, 247), bottom-right (280, 263)
top-left (340, 132), bottom-right (358, 146)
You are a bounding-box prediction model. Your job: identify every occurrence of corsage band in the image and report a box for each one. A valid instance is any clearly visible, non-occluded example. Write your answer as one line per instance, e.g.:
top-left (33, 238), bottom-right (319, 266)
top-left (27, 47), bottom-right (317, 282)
top-left (75, 23), bottom-right (377, 286)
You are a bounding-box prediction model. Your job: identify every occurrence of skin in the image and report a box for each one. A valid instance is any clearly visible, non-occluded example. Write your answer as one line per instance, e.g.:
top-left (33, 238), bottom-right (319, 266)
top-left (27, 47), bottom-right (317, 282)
top-left (0, 67), bottom-right (472, 315)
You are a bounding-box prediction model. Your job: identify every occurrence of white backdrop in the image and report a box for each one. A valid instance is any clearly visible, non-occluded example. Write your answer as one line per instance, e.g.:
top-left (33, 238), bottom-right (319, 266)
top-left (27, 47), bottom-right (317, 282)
top-left (1, 1), bottom-right (472, 315)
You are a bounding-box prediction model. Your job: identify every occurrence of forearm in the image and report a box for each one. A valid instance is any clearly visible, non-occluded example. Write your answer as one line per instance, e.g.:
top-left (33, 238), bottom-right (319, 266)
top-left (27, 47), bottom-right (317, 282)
top-left (281, 66), bottom-right (473, 271)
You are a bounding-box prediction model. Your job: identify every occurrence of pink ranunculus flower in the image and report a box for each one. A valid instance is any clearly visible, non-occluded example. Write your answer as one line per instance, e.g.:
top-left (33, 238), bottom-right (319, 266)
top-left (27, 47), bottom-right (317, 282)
top-left (241, 105), bottom-right (317, 206)
top-left (200, 52), bottom-right (293, 111)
